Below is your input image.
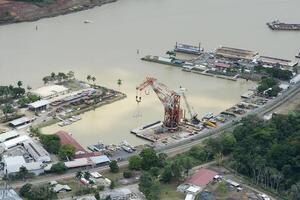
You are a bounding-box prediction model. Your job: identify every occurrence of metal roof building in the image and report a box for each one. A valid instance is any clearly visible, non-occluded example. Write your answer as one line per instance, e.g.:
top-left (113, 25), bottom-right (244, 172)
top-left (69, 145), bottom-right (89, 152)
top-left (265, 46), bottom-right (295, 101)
top-left (64, 158), bottom-right (93, 169)
top-left (0, 130), bottom-right (19, 143)
top-left (186, 168), bottom-right (218, 187)
top-left (3, 156), bottom-right (44, 175)
top-left (215, 46), bottom-right (258, 60)
top-left (8, 117), bottom-right (34, 128)
top-left (0, 188), bottom-right (23, 200)
top-left (89, 155), bottom-right (110, 165)
top-left (1, 135), bottom-right (29, 149)
top-left (28, 100), bottom-right (50, 112)
top-left (23, 140), bottom-right (51, 163)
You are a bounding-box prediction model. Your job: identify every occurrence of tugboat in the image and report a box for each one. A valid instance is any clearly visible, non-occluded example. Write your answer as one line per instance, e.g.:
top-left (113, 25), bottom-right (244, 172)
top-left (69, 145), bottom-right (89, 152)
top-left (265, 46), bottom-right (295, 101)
top-left (296, 53), bottom-right (300, 59)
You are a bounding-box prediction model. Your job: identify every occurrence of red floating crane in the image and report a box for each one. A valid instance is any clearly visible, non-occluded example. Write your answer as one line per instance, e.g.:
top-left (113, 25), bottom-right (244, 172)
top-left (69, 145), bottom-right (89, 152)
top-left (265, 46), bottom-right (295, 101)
top-left (136, 77), bottom-right (182, 130)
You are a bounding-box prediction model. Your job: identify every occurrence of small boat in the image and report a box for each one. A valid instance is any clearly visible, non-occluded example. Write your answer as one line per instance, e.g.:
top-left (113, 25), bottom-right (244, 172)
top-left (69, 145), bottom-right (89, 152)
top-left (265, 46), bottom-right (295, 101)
top-left (84, 20), bottom-right (93, 24)
top-left (203, 112), bottom-right (214, 119)
top-left (296, 53), bottom-right (300, 59)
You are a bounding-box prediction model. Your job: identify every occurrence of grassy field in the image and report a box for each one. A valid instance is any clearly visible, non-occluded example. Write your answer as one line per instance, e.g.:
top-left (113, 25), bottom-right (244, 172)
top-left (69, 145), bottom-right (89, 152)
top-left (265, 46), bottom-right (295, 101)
top-left (159, 183), bottom-right (185, 200)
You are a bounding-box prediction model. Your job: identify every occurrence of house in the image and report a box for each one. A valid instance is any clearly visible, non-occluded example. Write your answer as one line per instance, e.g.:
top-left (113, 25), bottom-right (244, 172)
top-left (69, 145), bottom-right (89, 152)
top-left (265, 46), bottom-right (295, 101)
top-left (100, 188), bottom-right (135, 200)
top-left (52, 184), bottom-right (71, 193)
top-left (186, 168), bottom-right (218, 187)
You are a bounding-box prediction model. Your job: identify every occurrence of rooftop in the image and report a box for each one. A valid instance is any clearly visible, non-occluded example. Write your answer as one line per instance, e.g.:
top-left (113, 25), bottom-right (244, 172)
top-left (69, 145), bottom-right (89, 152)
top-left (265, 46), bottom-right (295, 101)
top-left (32, 85), bottom-right (68, 98)
top-left (64, 158), bottom-right (93, 168)
top-left (186, 168), bottom-right (218, 187)
top-left (9, 117), bottom-right (33, 127)
top-left (0, 130), bottom-right (19, 143)
top-left (89, 155), bottom-right (110, 164)
top-left (1, 135), bottom-right (30, 149)
top-left (0, 188), bottom-right (23, 200)
top-left (56, 131), bottom-right (87, 154)
top-left (28, 99), bottom-right (50, 109)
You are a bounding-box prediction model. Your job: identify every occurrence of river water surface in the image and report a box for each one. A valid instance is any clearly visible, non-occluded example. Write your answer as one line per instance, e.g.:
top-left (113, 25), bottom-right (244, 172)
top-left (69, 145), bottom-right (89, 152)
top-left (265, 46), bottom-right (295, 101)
top-left (0, 0), bottom-right (299, 147)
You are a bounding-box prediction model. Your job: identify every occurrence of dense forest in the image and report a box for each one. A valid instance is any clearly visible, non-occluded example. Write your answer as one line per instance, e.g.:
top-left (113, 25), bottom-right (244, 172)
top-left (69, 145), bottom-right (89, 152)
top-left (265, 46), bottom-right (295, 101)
top-left (228, 112), bottom-right (300, 198)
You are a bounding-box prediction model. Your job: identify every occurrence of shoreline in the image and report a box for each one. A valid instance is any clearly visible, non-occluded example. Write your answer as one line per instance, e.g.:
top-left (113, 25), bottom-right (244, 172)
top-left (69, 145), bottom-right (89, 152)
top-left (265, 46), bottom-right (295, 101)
top-left (0, 0), bottom-right (117, 26)
top-left (34, 92), bottom-right (126, 129)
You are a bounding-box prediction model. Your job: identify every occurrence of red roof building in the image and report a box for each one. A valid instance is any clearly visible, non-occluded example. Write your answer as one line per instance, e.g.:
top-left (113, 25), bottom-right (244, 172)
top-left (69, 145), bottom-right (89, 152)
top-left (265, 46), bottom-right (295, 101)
top-left (186, 168), bottom-right (218, 187)
top-left (55, 130), bottom-right (101, 159)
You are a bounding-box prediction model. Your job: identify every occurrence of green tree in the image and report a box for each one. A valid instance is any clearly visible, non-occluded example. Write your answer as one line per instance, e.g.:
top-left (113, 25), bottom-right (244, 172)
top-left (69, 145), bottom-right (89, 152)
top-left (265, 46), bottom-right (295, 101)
top-left (149, 167), bottom-right (160, 177)
top-left (139, 172), bottom-right (161, 200)
top-left (140, 148), bottom-right (159, 170)
top-left (129, 155), bottom-right (142, 170)
top-left (58, 144), bottom-right (75, 160)
top-left (123, 170), bottom-right (133, 178)
top-left (84, 171), bottom-right (91, 180)
top-left (17, 81), bottom-right (23, 88)
top-left (67, 71), bottom-right (75, 79)
top-left (87, 75), bottom-right (92, 83)
top-left (110, 180), bottom-right (116, 189)
top-left (50, 162), bottom-right (67, 174)
top-left (76, 171), bottom-right (83, 179)
top-left (92, 77), bottom-right (96, 85)
top-left (160, 165), bottom-right (173, 183)
top-left (19, 183), bottom-right (32, 198)
top-left (39, 134), bottom-right (61, 154)
top-left (109, 160), bottom-right (119, 173)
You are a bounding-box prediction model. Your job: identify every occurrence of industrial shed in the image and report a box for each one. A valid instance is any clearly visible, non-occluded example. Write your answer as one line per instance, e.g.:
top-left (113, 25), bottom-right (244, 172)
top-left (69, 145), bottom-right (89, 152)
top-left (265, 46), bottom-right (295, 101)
top-left (28, 100), bottom-right (50, 112)
top-left (23, 140), bottom-right (51, 162)
top-left (3, 156), bottom-right (44, 175)
top-left (0, 130), bottom-right (19, 143)
top-left (9, 117), bottom-right (34, 128)
top-left (1, 135), bottom-right (29, 149)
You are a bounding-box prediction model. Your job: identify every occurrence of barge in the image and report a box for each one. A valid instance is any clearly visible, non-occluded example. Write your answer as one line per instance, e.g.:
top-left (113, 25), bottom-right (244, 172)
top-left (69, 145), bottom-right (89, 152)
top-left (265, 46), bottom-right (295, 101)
top-left (267, 20), bottom-right (300, 31)
top-left (174, 42), bottom-right (204, 55)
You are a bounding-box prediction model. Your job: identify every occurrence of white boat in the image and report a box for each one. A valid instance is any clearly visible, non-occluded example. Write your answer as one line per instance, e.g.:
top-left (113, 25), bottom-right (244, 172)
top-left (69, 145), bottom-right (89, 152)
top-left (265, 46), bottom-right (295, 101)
top-left (84, 20), bottom-right (93, 24)
top-left (203, 112), bottom-right (214, 119)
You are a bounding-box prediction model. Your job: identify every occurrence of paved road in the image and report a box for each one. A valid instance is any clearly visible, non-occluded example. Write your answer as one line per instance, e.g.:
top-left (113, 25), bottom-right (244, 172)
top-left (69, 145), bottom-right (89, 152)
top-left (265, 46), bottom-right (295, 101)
top-left (8, 82), bottom-right (300, 189)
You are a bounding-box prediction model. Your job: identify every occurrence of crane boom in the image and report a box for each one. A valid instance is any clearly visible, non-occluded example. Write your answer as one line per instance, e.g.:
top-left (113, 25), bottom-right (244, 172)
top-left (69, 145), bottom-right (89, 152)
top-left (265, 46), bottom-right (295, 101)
top-left (136, 77), bottom-right (182, 129)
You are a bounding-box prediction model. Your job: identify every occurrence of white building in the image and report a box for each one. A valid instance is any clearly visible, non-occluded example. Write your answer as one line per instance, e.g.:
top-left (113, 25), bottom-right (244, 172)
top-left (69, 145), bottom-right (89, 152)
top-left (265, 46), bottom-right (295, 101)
top-left (0, 188), bottom-right (23, 200)
top-left (23, 140), bottom-right (51, 163)
top-left (28, 100), bottom-right (50, 112)
top-left (32, 85), bottom-right (69, 99)
top-left (3, 156), bottom-right (44, 175)
top-left (0, 130), bottom-right (19, 143)
top-left (1, 135), bottom-right (30, 150)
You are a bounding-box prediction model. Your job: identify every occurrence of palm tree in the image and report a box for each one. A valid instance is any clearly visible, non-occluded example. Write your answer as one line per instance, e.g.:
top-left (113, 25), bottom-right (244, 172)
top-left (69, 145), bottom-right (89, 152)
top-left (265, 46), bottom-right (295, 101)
top-left (75, 171), bottom-right (83, 179)
top-left (67, 71), bottom-right (75, 80)
top-left (50, 72), bottom-right (56, 81)
top-left (87, 75), bottom-right (92, 84)
top-left (91, 77), bottom-right (96, 86)
top-left (84, 171), bottom-right (91, 180)
top-left (17, 81), bottom-right (23, 88)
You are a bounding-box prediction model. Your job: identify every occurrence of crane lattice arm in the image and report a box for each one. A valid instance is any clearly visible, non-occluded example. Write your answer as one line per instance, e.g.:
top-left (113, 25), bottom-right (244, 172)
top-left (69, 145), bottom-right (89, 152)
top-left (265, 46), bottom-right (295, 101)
top-left (136, 77), bottom-right (182, 129)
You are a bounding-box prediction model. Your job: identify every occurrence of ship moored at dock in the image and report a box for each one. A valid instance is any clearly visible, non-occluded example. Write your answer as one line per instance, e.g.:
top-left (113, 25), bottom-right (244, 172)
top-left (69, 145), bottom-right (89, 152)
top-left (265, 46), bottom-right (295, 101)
top-left (174, 42), bottom-right (204, 55)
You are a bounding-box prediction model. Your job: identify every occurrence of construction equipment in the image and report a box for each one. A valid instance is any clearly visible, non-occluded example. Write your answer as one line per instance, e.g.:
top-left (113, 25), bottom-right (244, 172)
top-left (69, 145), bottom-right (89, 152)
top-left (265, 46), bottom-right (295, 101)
top-left (179, 87), bottom-right (200, 124)
top-left (136, 77), bottom-right (182, 130)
